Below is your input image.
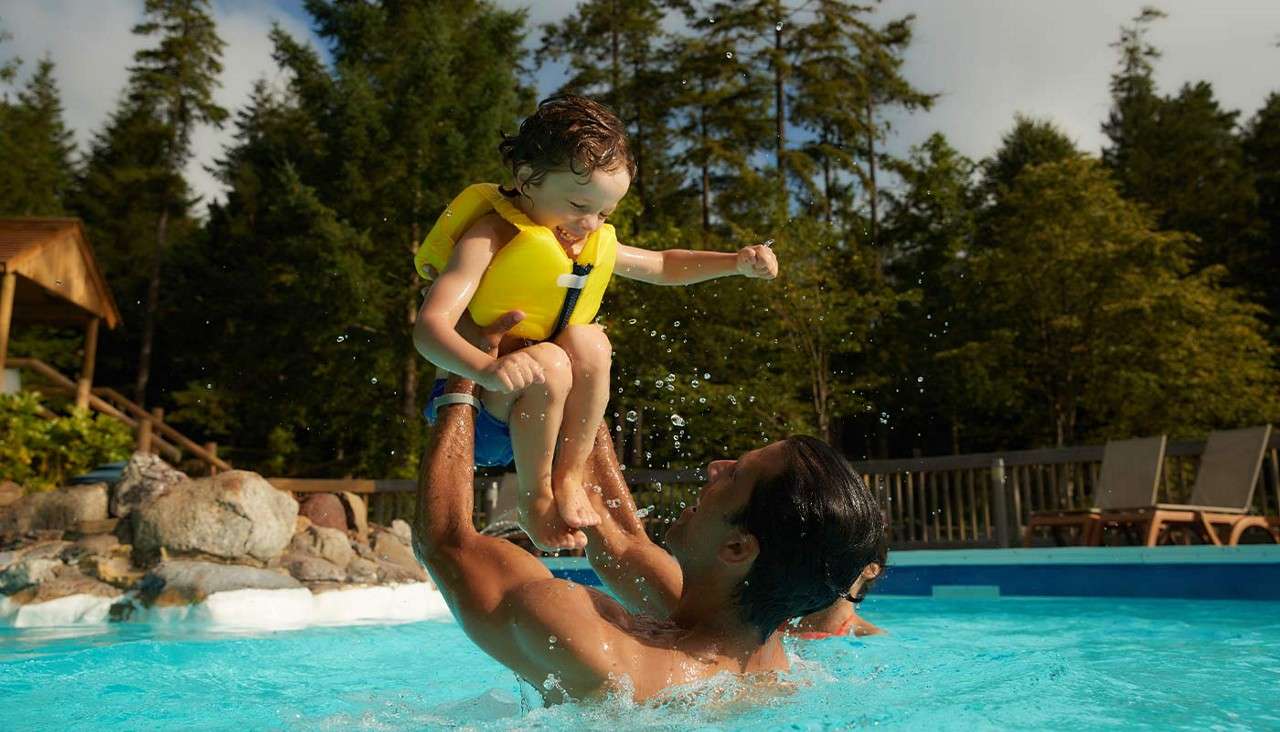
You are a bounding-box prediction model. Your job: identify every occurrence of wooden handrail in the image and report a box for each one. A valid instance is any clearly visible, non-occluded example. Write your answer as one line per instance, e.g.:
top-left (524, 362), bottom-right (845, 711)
top-left (93, 386), bottom-right (231, 472)
top-left (10, 357), bottom-right (185, 465)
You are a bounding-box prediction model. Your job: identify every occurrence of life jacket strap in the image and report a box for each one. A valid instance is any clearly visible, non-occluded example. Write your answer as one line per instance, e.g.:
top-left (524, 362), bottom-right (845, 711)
top-left (548, 262), bottom-right (594, 341)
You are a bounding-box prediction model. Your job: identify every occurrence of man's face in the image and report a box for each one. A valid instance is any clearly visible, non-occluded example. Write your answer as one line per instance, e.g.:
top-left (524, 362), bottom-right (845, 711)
top-left (517, 166), bottom-right (631, 250)
top-left (665, 440), bottom-right (789, 573)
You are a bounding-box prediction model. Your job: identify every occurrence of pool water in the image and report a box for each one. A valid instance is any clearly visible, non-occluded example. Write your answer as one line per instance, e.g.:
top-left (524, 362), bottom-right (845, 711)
top-left (3, 597), bottom-right (1278, 730)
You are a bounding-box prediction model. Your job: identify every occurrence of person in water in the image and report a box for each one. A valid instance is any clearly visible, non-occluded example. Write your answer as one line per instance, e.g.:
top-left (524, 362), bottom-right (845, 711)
top-left (412, 311), bottom-right (885, 703)
top-left (786, 534), bottom-right (886, 639)
top-left (412, 94), bottom-right (779, 551)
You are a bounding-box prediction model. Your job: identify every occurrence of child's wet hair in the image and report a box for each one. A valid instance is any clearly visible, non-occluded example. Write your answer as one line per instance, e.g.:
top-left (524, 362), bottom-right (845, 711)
top-left (498, 94), bottom-right (636, 194)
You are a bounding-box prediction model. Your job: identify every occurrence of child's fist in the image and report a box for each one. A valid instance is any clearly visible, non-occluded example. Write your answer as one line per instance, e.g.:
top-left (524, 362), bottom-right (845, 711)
top-left (481, 351), bottom-right (545, 393)
top-left (736, 244), bottom-right (779, 280)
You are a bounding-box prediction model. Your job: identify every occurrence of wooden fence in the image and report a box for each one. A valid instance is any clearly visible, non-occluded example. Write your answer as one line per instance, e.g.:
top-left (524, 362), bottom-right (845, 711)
top-left (286, 434), bottom-right (1280, 550)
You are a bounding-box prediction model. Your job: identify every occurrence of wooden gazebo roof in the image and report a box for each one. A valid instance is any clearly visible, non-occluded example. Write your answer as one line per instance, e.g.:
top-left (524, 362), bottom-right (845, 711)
top-left (0, 218), bottom-right (121, 328)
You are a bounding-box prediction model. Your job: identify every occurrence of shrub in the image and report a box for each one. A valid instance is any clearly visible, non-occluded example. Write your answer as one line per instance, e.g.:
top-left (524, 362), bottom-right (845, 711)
top-left (0, 392), bottom-right (134, 491)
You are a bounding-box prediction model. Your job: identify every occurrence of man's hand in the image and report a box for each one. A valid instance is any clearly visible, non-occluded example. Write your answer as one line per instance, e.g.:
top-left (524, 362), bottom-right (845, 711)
top-left (736, 244), bottom-right (779, 280)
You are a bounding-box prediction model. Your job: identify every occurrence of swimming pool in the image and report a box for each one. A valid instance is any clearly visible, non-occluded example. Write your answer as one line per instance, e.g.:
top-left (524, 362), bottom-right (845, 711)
top-left (3, 594), bottom-right (1277, 730)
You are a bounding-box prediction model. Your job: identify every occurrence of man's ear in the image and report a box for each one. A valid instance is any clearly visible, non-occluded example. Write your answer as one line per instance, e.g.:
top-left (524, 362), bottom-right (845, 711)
top-left (718, 528), bottom-right (759, 569)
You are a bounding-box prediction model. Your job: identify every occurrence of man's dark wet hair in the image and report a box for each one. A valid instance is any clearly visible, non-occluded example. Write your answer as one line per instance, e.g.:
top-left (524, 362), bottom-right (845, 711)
top-left (728, 436), bottom-right (885, 641)
top-left (497, 94), bottom-right (636, 195)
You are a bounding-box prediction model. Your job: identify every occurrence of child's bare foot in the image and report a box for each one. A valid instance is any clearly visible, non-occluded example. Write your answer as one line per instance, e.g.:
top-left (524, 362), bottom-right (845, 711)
top-left (519, 490), bottom-right (587, 552)
top-left (554, 468), bottom-right (602, 529)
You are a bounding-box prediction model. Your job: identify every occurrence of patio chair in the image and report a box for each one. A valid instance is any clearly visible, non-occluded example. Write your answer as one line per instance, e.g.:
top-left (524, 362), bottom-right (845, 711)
top-left (1023, 435), bottom-right (1167, 547)
top-left (1095, 425), bottom-right (1275, 547)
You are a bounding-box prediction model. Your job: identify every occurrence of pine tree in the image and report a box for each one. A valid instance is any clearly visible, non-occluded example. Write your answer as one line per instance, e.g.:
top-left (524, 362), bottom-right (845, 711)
top-left (125, 0), bottom-right (228, 406)
top-left (1242, 93), bottom-right (1280, 326)
top-left (0, 58), bottom-right (76, 215)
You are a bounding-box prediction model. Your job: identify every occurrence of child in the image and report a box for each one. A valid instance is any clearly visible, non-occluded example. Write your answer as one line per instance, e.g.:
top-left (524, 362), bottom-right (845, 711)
top-left (412, 94), bottom-right (778, 551)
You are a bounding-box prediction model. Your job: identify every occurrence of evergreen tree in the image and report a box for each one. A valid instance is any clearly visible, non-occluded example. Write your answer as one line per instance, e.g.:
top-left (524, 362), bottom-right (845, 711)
top-left (951, 157), bottom-right (1277, 446)
top-left (1102, 7), bottom-right (1261, 276)
top-left (123, 0), bottom-right (228, 406)
top-left (0, 58), bottom-right (76, 215)
top-left (1242, 93), bottom-right (1280, 327)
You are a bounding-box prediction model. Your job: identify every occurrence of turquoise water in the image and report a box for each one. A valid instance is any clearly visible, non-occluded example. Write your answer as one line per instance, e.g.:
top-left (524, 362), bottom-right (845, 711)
top-left (3, 597), bottom-right (1279, 730)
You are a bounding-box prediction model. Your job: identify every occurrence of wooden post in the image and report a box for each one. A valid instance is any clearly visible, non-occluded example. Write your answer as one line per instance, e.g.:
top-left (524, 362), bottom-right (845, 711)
top-left (75, 317), bottom-right (101, 409)
top-left (205, 442), bottom-right (218, 476)
top-left (0, 270), bottom-right (16, 373)
top-left (992, 458), bottom-right (1011, 548)
top-left (136, 413), bottom-right (153, 454)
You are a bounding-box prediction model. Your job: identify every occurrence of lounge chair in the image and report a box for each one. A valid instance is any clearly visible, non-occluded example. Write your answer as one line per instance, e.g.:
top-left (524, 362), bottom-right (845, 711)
top-left (1023, 435), bottom-right (1167, 547)
top-left (1095, 425), bottom-right (1275, 546)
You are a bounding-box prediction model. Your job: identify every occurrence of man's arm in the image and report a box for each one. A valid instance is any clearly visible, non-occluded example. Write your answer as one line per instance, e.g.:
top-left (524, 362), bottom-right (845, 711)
top-left (412, 320), bottom-right (623, 697)
top-left (581, 424), bottom-right (684, 618)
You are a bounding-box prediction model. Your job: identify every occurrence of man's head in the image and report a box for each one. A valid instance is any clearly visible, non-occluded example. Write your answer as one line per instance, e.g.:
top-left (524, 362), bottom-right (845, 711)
top-left (666, 437), bottom-right (884, 641)
top-left (498, 94), bottom-right (634, 250)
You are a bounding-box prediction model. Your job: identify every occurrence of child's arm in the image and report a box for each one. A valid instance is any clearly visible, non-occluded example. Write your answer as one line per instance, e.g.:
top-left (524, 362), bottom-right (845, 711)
top-left (412, 217), bottom-right (545, 393)
top-left (614, 243), bottom-right (778, 285)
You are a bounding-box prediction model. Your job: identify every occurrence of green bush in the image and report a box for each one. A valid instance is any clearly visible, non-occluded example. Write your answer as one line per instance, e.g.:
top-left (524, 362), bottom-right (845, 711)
top-left (0, 392), bottom-right (134, 491)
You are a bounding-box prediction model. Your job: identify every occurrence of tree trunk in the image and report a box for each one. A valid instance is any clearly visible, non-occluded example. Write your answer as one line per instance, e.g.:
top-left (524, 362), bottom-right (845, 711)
top-left (403, 211), bottom-right (422, 421)
top-left (774, 16), bottom-right (787, 216)
top-left (134, 206), bottom-right (169, 406)
top-left (865, 97), bottom-right (881, 276)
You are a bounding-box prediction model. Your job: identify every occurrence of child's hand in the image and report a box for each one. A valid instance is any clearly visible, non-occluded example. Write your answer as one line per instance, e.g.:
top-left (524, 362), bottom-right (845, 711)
top-left (736, 244), bottom-right (779, 280)
top-left (481, 350), bottom-right (546, 394)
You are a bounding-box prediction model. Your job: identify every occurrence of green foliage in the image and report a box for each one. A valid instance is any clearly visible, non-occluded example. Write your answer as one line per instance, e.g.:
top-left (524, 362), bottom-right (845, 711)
top-left (0, 393), bottom-right (133, 491)
top-left (0, 57), bottom-right (76, 216)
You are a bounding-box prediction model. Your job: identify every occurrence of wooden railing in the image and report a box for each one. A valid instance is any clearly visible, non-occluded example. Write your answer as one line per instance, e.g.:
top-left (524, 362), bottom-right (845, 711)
top-left (281, 434), bottom-right (1280, 550)
top-left (8, 356), bottom-right (229, 475)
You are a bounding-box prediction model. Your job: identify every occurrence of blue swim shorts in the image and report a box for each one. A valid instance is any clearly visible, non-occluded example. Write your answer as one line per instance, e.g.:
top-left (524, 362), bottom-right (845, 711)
top-left (424, 378), bottom-right (514, 468)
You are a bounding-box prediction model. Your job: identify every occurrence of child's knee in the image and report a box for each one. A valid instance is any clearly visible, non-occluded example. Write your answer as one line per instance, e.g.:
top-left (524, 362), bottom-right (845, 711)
top-left (557, 325), bottom-right (612, 379)
top-left (526, 342), bottom-right (572, 394)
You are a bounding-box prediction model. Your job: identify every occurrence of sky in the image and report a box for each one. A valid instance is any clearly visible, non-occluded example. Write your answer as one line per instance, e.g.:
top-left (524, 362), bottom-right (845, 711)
top-left (4, 0), bottom-right (1278, 207)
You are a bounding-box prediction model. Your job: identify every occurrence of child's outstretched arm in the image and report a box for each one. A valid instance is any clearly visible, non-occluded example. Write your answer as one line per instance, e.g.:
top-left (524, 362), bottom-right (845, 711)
top-left (413, 216), bottom-right (544, 394)
top-left (614, 243), bottom-right (778, 286)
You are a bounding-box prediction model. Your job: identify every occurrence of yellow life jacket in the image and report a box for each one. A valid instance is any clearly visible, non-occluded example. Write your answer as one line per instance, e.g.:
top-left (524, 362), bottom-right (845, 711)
top-left (414, 183), bottom-right (617, 342)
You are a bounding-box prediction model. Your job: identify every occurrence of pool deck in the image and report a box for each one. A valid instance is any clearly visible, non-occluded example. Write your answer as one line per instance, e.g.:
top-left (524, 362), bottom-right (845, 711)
top-left (547, 545), bottom-right (1280, 601)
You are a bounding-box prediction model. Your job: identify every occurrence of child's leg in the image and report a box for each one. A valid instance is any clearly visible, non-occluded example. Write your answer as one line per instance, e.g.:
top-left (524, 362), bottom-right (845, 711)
top-left (482, 341), bottom-right (585, 551)
top-left (551, 324), bottom-right (611, 528)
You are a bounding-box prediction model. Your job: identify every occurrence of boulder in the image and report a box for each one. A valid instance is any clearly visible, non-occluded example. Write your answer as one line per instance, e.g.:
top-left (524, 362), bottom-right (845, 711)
top-left (138, 560), bottom-right (302, 606)
top-left (0, 556), bottom-right (62, 594)
top-left (294, 515), bottom-right (312, 535)
top-left (133, 471), bottom-right (298, 564)
top-left (9, 565), bottom-right (120, 604)
top-left (78, 547), bottom-right (143, 589)
top-left (298, 494), bottom-right (347, 532)
top-left (289, 526), bottom-right (354, 570)
top-left (389, 519), bottom-right (413, 546)
top-left (371, 530), bottom-right (427, 582)
top-left (338, 492), bottom-right (369, 540)
top-left (0, 484), bottom-right (109, 536)
top-left (110, 452), bottom-right (189, 518)
top-left (0, 481), bottom-right (23, 509)
top-left (347, 557), bottom-right (378, 584)
top-left (76, 534), bottom-right (120, 556)
top-left (281, 552), bottom-right (346, 583)
top-left (376, 559), bottom-right (427, 585)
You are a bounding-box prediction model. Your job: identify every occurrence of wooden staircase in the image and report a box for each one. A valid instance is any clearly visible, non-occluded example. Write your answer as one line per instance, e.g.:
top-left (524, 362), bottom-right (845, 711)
top-left (7, 356), bottom-right (230, 475)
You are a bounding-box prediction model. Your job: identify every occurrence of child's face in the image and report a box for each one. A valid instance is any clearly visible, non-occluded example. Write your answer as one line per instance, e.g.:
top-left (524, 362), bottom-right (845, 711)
top-left (516, 166), bottom-right (631, 249)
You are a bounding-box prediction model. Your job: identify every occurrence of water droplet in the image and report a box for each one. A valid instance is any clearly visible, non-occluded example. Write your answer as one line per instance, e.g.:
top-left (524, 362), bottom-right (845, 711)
top-left (728, 395), bottom-right (738, 405)
top-left (691, 379), bottom-right (700, 389)
top-left (625, 410), bottom-right (638, 423)
top-left (671, 414), bottom-right (685, 427)
top-left (703, 372), bottom-right (711, 380)
top-left (635, 505), bottom-right (655, 518)
top-left (371, 377), bottom-right (378, 384)
top-left (548, 635), bottom-right (557, 644)
top-left (725, 51), bottom-right (734, 59)
top-left (775, 21), bottom-right (784, 31)
top-left (336, 334), bottom-right (347, 343)
top-left (627, 318), bottom-right (636, 324)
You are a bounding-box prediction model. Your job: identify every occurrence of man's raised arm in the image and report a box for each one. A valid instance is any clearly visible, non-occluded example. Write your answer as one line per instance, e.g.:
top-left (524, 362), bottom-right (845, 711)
top-left (581, 424), bottom-right (683, 618)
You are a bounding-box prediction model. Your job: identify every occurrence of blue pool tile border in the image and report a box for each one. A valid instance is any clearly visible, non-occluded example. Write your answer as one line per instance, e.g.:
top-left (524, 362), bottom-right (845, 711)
top-left (544, 546), bottom-right (1280, 601)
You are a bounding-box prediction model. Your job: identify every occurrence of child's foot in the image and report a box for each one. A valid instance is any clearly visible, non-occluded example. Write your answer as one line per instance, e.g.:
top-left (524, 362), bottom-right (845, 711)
top-left (553, 468), bottom-right (602, 529)
top-left (519, 491), bottom-right (587, 552)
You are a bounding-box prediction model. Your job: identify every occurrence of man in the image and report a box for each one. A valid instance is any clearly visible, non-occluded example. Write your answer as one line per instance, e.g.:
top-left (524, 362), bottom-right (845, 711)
top-left (413, 312), bottom-right (884, 703)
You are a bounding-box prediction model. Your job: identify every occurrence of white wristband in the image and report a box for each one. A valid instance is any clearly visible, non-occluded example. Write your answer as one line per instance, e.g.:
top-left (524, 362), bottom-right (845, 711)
top-left (434, 392), bottom-right (480, 411)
